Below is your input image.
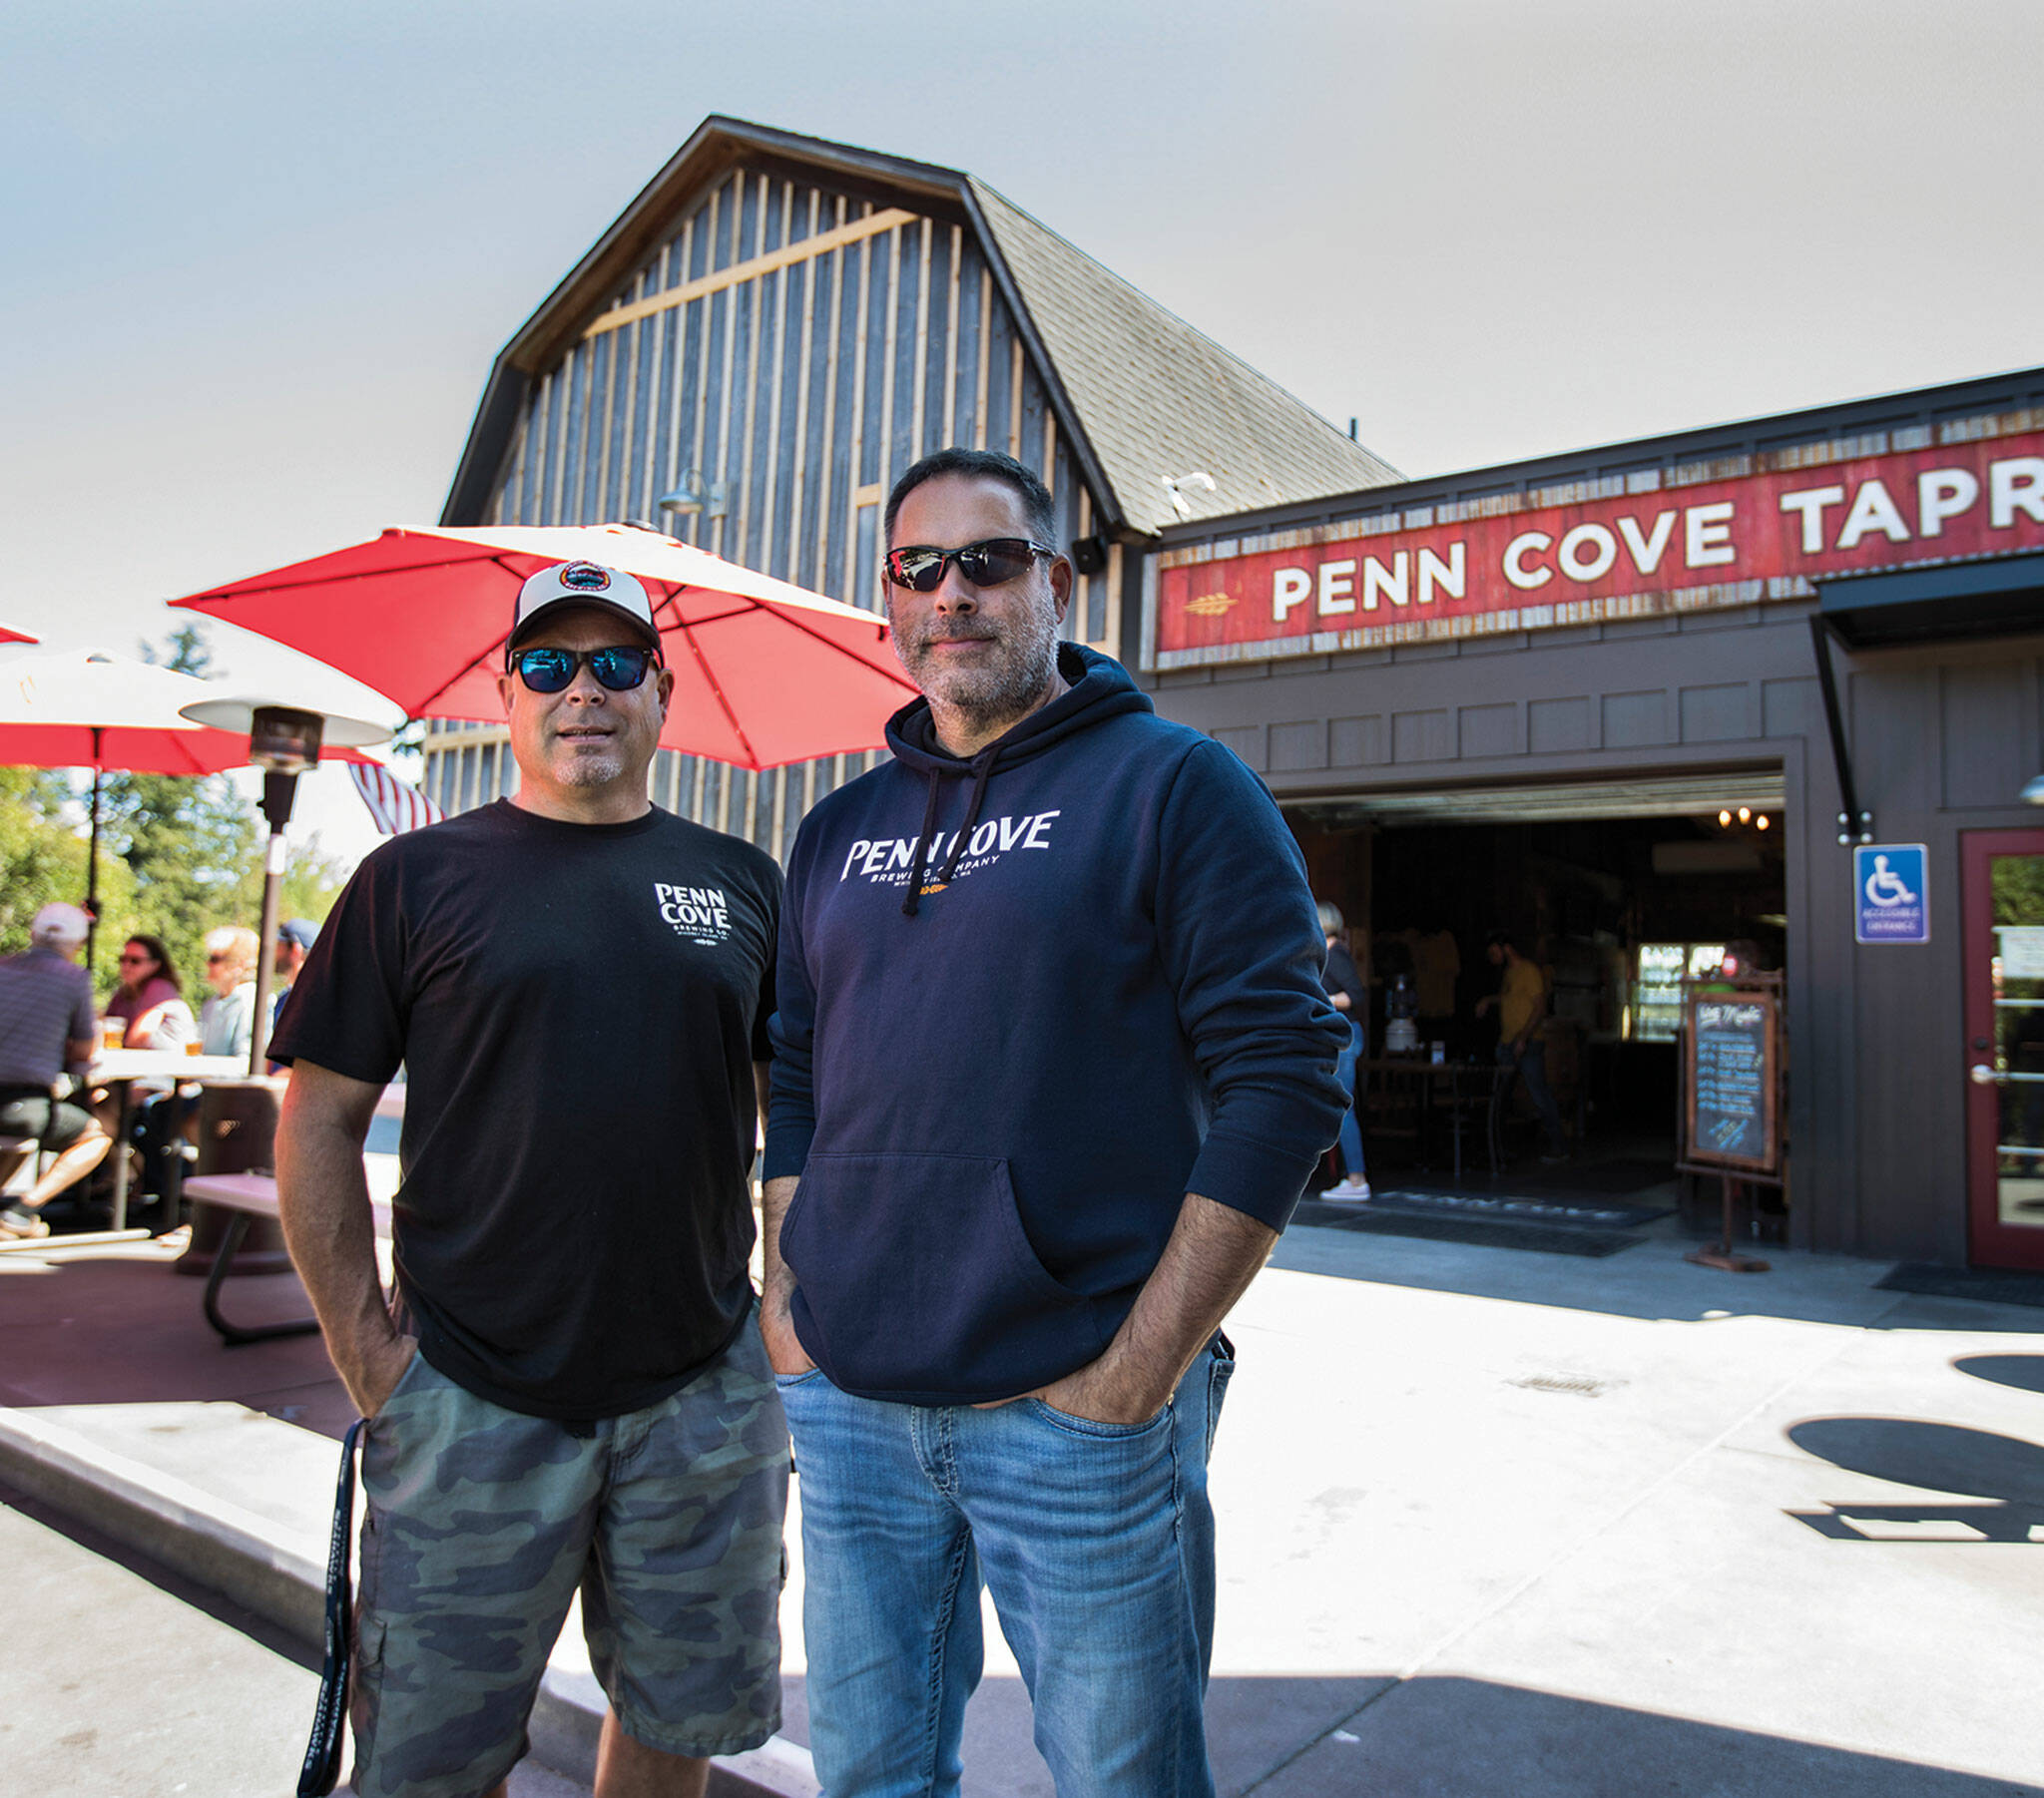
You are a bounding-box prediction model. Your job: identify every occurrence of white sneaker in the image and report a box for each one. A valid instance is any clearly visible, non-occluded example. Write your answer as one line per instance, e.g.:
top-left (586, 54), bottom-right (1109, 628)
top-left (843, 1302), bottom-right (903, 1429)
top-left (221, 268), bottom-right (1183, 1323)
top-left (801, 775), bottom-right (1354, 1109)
top-left (1323, 1177), bottom-right (1371, 1202)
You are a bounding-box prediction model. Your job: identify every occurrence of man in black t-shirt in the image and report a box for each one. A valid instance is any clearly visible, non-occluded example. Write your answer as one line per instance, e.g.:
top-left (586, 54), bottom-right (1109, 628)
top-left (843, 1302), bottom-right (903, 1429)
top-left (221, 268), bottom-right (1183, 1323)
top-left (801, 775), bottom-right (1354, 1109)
top-left (271, 561), bottom-right (787, 1798)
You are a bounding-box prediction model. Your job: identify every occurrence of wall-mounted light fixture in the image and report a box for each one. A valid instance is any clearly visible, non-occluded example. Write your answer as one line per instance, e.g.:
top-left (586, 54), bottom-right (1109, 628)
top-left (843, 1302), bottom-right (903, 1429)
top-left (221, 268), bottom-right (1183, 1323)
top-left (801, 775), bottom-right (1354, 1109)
top-left (656, 471), bottom-right (729, 520)
top-left (1069, 535), bottom-right (1109, 577)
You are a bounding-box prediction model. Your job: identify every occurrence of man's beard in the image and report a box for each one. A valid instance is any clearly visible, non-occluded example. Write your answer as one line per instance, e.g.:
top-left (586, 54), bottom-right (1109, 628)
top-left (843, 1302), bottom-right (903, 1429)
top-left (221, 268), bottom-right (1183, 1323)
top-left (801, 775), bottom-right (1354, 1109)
top-left (546, 735), bottom-right (628, 787)
top-left (894, 602), bottom-right (1061, 737)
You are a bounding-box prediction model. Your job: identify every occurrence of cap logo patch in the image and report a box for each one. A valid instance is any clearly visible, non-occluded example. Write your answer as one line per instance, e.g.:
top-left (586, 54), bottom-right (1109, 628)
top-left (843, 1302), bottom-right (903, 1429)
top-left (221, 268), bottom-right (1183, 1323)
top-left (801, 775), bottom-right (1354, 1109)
top-left (558, 562), bottom-right (612, 592)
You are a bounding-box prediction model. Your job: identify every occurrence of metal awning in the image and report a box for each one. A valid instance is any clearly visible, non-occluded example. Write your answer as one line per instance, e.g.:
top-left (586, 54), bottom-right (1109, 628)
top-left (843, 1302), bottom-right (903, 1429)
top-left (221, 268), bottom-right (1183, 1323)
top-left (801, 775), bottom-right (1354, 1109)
top-left (1818, 553), bottom-right (2044, 648)
top-left (1286, 769), bottom-right (1786, 827)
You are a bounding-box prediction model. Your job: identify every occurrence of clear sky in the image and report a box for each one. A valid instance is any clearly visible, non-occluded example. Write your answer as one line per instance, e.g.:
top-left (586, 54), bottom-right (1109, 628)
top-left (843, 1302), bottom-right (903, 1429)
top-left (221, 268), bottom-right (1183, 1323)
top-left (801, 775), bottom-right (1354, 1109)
top-left (5, 0), bottom-right (2039, 862)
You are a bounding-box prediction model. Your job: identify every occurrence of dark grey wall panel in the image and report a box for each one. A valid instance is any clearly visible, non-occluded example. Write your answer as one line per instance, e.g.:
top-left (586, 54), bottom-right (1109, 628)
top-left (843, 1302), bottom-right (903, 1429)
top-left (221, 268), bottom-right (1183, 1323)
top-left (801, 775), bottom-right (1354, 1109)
top-left (1458, 703), bottom-right (1518, 759)
top-left (1761, 676), bottom-right (1817, 738)
top-left (1330, 715), bottom-right (1385, 766)
top-left (1270, 720), bottom-right (1327, 773)
top-left (1941, 661), bottom-right (2033, 810)
top-left (1528, 696), bottom-right (1594, 753)
top-left (1679, 682), bottom-right (1752, 742)
top-left (1392, 709), bottom-right (1452, 763)
top-left (1602, 691), bottom-right (1668, 747)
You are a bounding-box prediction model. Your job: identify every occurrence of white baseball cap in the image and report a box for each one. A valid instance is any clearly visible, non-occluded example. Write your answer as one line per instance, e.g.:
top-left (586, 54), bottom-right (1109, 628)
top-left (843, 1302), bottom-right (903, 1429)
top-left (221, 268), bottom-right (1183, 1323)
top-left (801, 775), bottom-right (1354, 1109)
top-left (507, 561), bottom-right (660, 660)
top-left (31, 902), bottom-right (91, 950)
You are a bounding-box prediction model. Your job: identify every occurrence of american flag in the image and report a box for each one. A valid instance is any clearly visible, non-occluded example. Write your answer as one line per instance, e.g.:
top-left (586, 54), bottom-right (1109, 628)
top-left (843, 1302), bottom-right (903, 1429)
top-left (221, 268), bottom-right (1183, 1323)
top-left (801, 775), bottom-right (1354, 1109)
top-left (347, 761), bottom-right (444, 835)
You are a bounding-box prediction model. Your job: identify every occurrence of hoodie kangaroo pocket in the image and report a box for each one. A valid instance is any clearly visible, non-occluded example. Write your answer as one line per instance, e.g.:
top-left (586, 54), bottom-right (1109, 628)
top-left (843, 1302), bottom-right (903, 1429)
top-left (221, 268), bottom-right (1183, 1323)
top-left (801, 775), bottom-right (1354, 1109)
top-left (780, 1151), bottom-right (1104, 1398)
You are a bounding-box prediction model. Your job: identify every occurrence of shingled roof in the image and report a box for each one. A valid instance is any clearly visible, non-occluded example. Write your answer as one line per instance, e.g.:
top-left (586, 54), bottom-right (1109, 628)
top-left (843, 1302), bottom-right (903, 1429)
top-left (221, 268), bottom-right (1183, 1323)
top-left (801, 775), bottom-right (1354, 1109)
top-left (965, 181), bottom-right (1400, 533)
top-left (442, 118), bottom-right (1401, 536)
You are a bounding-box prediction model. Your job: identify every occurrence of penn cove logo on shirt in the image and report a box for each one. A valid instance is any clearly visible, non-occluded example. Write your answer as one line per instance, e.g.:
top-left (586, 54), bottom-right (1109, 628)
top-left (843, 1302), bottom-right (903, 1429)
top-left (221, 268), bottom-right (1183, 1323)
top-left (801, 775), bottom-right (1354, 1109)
top-left (837, 810), bottom-right (1061, 891)
top-left (558, 562), bottom-right (612, 592)
top-left (656, 882), bottom-right (732, 944)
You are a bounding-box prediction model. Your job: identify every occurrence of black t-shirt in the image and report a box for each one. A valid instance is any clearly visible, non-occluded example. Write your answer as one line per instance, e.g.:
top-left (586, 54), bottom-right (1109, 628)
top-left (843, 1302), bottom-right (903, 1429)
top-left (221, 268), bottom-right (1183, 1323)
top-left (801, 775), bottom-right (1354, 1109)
top-left (1322, 942), bottom-right (1366, 1020)
top-left (269, 800), bottom-right (781, 1420)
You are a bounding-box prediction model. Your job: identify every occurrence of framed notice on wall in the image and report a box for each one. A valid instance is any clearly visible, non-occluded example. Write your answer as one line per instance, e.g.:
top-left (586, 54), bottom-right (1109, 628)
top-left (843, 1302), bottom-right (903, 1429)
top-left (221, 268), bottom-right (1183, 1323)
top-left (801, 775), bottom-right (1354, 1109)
top-left (1683, 990), bottom-right (1781, 1174)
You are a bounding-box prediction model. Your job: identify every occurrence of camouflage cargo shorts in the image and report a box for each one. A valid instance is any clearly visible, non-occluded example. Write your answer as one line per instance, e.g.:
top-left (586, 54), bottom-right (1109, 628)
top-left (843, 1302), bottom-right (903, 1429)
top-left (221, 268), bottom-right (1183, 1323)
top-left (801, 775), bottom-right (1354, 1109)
top-left (349, 1317), bottom-right (788, 1798)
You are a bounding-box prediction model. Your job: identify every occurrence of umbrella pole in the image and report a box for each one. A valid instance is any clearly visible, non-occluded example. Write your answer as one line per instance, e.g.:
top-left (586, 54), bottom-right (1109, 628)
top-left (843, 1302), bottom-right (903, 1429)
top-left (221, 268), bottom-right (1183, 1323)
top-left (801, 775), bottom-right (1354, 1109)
top-left (85, 731), bottom-right (103, 978)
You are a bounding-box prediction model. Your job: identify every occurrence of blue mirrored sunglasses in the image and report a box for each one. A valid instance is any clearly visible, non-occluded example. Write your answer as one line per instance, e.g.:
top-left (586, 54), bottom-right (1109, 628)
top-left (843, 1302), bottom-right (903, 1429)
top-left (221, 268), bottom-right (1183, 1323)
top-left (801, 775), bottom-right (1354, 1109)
top-left (511, 646), bottom-right (659, 693)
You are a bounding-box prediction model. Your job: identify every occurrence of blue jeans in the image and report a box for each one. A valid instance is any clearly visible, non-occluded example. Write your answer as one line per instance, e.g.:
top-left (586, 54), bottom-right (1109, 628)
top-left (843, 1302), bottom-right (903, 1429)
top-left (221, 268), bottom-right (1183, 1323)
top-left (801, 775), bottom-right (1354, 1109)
top-left (1333, 1019), bottom-right (1366, 1178)
top-left (1497, 1038), bottom-right (1566, 1154)
top-left (778, 1337), bottom-right (1236, 1798)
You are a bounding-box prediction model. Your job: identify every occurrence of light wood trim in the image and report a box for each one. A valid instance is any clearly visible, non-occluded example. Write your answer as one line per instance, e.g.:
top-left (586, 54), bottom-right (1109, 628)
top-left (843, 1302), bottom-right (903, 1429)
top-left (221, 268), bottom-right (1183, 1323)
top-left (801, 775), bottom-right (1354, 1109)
top-left (1008, 334), bottom-right (1024, 460)
top-left (811, 194), bottom-right (847, 589)
top-left (843, 218), bottom-right (873, 603)
top-left (942, 225), bottom-right (960, 449)
top-left (732, 175), bottom-right (769, 563)
top-left (1105, 540), bottom-right (1124, 652)
top-left (660, 220), bottom-right (693, 500)
top-left (583, 207), bottom-right (919, 340)
top-left (910, 218), bottom-right (931, 460)
top-left (974, 276), bottom-right (991, 451)
top-left (687, 191), bottom-right (718, 550)
top-left (876, 221), bottom-right (900, 519)
top-left (852, 482), bottom-right (884, 506)
top-left (760, 181), bottom-right (793, 564)
top-left (1077, 483), bottom-right (1093, 644)
top-left (711, 181), bottom-right (746, 558)
top-left (788, 189), bottom-right (819, 578)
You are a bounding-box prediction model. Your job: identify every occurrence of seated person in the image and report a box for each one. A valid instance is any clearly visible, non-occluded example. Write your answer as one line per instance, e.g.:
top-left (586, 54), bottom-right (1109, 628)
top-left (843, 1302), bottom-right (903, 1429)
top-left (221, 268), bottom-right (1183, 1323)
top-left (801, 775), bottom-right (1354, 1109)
top-left (103, 934), bottom-right (197, 1050)
top-left (198, 926), bottom-right (260, 1060)
top-left (92, 936), bottom-right (199, 1208)
top-left (0, 904), bottom-right (112, 1238)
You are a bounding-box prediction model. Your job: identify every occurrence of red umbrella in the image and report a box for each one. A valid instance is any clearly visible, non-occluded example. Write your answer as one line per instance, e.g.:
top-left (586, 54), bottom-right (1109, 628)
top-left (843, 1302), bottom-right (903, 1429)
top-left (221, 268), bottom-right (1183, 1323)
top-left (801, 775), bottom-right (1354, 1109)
top-left (173, 524), bottom-right (918, 771)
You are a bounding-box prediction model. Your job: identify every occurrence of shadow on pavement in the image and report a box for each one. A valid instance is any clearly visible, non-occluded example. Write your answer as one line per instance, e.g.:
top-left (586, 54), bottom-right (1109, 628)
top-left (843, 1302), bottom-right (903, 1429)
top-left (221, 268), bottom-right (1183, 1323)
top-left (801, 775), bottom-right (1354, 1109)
top-left (1957, 1353), bottom-right (2044, 1396)
top-left (779, 1668), bottom-right (2044, 1797)
top-left (1275, 1214), bottom-right (2044, 1335)
top-left (1243, 1673), bottom-right (2044, 1798)
top-left (1784, 1415), bottom-right (2044, 1544)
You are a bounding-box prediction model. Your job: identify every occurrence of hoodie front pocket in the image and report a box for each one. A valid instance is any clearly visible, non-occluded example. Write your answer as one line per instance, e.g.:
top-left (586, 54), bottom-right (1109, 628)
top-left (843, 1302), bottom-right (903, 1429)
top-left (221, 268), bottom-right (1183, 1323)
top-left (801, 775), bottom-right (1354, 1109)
top-left (780, 1151), bottom-right (1104, 1398)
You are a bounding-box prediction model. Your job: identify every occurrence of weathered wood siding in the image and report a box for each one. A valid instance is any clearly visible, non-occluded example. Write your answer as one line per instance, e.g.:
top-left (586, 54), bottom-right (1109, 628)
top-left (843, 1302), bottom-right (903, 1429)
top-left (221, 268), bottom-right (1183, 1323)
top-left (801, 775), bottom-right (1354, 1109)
top-left (425, 168), bottom-right (1112, 854)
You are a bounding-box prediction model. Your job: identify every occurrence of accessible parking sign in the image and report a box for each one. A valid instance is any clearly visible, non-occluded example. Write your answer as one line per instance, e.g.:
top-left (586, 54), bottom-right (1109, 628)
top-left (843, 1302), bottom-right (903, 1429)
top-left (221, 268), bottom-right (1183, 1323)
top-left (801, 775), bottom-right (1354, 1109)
top-left (1854, 844), bottom-right (1929, 945)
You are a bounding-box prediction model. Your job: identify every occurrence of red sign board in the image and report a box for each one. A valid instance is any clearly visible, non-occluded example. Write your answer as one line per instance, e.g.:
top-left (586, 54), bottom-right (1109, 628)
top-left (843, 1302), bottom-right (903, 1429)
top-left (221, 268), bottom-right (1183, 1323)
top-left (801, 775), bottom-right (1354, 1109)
top-left (1148, 419), bottom-right (2044, 669)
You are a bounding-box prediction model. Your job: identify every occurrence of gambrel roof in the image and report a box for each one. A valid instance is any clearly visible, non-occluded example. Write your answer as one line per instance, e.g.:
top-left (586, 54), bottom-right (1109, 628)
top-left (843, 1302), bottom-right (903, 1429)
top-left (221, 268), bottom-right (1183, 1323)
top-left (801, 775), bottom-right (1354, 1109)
top-left (443, 117), bottom-right (1400, 538)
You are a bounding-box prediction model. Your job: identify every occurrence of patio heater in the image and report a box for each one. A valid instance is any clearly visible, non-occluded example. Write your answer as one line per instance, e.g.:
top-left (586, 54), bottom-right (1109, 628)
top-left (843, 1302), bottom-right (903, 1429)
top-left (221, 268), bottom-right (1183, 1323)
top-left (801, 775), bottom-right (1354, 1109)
top-left (180, 698), bottom-right (390, 1073)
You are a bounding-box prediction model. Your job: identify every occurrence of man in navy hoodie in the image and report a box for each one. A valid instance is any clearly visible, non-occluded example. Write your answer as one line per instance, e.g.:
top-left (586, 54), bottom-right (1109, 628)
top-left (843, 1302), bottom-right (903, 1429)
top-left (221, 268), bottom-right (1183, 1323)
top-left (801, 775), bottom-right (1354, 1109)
top-left (764, 449), bottom-right (1348, 1797)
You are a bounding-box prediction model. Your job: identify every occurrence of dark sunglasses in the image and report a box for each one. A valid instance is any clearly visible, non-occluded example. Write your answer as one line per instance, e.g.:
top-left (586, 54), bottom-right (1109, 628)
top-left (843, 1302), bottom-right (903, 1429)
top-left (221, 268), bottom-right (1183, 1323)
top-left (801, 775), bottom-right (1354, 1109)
top-left (118, 952), bottom-right (153, 965)
top-left (511, 646), bottom-right (660, 693)
top-left (881, 538), bottom-right (1056, 594)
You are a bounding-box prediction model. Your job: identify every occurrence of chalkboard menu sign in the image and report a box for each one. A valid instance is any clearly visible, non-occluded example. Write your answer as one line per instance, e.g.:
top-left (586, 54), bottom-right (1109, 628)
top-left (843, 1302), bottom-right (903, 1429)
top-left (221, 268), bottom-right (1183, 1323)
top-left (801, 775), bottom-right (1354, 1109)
top-left (1684, 992), bottom-right (1780, 1172)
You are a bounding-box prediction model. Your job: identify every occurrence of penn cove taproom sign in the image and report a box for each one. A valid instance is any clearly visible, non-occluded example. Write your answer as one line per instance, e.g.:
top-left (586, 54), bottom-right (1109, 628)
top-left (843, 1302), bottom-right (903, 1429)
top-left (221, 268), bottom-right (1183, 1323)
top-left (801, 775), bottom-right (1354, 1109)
top-left (1146, 412), bottom-right (2044, 669)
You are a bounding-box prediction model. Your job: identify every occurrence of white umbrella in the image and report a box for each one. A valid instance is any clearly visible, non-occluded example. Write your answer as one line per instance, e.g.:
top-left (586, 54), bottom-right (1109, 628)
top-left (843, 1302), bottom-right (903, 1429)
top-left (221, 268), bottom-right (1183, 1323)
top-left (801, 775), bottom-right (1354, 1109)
top-left (0, 648), bottom-right (362, 971)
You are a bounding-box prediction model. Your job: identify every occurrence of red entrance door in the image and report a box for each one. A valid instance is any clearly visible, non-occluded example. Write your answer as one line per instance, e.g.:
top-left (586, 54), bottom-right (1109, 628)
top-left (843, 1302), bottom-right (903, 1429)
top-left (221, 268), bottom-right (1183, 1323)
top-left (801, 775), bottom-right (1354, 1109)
top-left (1961, 829), bottom-right (2044, 1269)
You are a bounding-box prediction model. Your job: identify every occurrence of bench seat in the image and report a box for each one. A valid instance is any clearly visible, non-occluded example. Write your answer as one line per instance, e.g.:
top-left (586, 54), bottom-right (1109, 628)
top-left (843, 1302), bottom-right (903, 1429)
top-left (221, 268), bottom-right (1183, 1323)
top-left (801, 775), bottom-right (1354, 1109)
top-left (183, 1172), bottom-right (392, 1346)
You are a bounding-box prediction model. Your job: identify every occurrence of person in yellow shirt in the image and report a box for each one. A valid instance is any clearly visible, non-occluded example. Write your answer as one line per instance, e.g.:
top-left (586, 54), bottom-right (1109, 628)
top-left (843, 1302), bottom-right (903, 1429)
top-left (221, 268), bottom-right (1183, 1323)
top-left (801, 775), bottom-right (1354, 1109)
top-left (1476, 929), bottom-right (1567, 1162)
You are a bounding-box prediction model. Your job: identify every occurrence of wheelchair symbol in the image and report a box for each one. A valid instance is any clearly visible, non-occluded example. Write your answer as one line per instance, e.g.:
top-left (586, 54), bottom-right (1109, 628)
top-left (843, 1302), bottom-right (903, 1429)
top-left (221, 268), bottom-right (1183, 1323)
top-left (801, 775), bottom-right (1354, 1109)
top-left (1863, 855), bottom-right (1917, 909)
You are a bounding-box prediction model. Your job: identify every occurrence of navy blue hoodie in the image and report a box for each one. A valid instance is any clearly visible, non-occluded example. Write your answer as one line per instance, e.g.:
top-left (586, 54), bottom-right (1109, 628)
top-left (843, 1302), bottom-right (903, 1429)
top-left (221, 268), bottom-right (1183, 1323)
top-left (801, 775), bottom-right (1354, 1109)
top-left (765, 645), bottom-right (1347, 1404)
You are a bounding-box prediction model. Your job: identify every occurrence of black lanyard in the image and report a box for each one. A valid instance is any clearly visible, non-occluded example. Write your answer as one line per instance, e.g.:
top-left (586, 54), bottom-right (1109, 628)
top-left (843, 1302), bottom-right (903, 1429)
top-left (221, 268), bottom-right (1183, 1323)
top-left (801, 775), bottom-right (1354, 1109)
top-left (298, 1418), bottom-right (363, 1797)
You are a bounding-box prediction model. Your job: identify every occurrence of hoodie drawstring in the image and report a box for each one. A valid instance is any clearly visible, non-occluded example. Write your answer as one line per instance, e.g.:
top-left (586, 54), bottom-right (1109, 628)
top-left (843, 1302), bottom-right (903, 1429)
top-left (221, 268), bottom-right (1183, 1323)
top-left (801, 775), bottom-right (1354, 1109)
top-left (899, 748), bottom-right (998, 918)
top-left (937, 751), bottom-right (996, 884)
top-left (900, 766), bottom-right (945, 917)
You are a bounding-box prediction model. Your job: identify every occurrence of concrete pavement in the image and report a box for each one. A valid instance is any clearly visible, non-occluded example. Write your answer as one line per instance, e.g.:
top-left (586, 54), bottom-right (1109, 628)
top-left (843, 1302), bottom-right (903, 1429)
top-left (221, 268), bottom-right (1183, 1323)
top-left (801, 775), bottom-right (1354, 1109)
top-left (2, 1209), bottom-right (2041, 1795)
